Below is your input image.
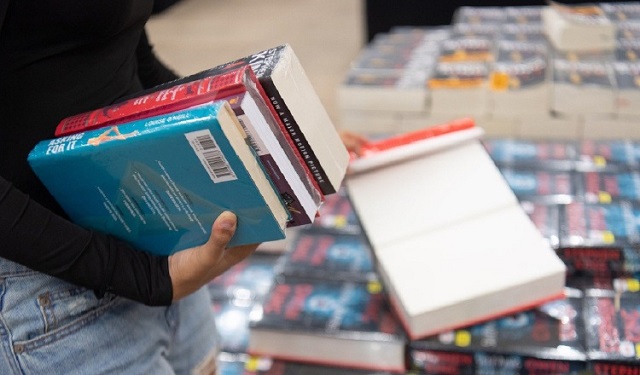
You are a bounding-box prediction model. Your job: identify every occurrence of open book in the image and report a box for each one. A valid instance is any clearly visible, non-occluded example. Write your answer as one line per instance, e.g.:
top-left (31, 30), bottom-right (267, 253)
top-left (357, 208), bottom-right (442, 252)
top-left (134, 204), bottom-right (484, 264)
top-left (346, 119), bottom-right (567, 339)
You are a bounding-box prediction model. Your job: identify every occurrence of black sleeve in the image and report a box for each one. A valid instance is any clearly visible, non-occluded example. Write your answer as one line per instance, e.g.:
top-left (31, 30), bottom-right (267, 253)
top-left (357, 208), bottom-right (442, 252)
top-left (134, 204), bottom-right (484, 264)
top-left (135, 28), bottom-right (180, 89)
top-left (0, 175), bottom-right (174, 306)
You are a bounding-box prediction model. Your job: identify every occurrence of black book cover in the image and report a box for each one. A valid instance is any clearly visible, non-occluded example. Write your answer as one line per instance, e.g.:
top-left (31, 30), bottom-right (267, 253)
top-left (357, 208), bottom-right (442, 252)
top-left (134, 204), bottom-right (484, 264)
top-left (559, 201), bottom-right (640, 247)
top-left (251, 278), bottom-right (405, 342)
top-left (584, 288), bottom-right (640, 373)
top-left (577, 139), bottom-right (640, 170)
top-left (409, 289), bottom-right (587, 374)
top-left (575, 170), bottom-right (640, 204)
top-left (276, 230), bottom-right (378, 283)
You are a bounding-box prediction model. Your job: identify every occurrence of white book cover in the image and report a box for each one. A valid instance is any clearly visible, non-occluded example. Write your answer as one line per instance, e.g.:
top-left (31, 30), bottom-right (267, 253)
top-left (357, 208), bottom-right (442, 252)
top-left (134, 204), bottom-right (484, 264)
top-left (346, 126), bottom-right (567, 339)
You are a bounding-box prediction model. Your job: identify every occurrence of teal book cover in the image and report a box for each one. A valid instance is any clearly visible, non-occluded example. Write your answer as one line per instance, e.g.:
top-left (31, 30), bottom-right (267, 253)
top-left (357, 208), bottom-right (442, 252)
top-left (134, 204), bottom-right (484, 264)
top-left (28, 102), bottom-right (288, 256)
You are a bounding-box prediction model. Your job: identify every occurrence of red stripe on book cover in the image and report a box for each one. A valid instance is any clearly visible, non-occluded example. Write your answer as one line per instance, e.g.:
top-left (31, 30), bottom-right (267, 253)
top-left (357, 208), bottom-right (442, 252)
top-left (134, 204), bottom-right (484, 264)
top-left (54, 68), bottom-right (249, 136)
top-left (361, 117), bottom-right (475, 156)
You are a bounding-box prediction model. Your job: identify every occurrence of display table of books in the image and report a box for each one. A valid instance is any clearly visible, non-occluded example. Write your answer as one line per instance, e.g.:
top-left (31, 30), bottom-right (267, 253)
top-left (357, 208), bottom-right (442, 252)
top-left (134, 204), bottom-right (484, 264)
top-left (209, 135), bottom-right (640, 375)
top-left (337, 2), bottom-right (640, 141)
top-left (29, 4), bottom-right (640, 374)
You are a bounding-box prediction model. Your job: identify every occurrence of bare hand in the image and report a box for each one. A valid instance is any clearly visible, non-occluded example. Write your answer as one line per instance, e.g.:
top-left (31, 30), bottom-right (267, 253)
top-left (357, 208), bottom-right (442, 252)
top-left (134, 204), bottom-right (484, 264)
top-left (168, 211), bottom-right (259, 301)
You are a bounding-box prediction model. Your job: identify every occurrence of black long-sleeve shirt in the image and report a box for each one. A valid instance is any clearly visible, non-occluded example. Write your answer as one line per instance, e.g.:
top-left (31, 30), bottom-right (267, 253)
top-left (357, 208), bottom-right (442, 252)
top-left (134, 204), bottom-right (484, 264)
top-left (0, 0), bottom-right (180, 305)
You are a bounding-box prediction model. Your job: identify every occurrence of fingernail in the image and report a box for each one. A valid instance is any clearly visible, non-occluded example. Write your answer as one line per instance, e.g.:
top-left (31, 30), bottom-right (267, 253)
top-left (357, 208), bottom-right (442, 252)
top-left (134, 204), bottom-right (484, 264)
top-left (219, 211), bottom-right (236, 230)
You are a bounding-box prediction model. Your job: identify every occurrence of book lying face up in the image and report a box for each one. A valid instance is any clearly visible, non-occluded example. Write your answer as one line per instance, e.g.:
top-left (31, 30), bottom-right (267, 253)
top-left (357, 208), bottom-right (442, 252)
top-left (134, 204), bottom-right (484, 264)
top-left (28, 102), bottom-right (290, 256)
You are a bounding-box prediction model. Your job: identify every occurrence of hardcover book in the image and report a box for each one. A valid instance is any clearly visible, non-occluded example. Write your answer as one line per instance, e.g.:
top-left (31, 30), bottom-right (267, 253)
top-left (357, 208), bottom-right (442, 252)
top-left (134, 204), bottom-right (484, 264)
top-left (275, 230), bottom-right (377, 284)
top-left (55, 65), bottom-right (323, 228)
top-left (408, 288), bottom-right (588, 374)
top-left (346, 123), bottom-right (567, 339)
top-left (247, 278), bottom-right (407, 373)
top-left (28, 102), bottom-right (289, 255)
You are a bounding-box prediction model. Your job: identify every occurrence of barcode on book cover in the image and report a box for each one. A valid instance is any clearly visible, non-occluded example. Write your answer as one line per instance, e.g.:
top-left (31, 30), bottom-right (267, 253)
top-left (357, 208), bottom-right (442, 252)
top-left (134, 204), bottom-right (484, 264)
top-left (185, 129), bottom-right (237, 183)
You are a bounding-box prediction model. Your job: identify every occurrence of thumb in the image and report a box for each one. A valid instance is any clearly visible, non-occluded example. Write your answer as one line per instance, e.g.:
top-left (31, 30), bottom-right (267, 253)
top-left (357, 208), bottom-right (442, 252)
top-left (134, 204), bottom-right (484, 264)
top-left (204, 210), bottom-right (237, 261)
top-left (168, 211), bottom-right (238, 301)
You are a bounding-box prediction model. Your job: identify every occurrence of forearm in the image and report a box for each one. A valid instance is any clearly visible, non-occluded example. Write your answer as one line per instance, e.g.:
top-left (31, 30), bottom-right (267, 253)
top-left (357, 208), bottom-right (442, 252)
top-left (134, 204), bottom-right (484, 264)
top-left (0, 175), bottom-right (173, 306)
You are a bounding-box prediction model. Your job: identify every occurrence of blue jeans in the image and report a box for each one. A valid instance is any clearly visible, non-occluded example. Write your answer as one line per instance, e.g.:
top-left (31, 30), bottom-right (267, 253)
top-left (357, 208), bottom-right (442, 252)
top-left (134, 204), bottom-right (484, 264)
top-left (0, 258), bottom-right (219, 375)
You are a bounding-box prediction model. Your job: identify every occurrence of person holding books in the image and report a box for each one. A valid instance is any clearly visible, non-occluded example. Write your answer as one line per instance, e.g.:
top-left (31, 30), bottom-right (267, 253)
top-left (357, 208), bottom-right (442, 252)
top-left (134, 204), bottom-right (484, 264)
top-left (0, 1), bottom-right (368, 373)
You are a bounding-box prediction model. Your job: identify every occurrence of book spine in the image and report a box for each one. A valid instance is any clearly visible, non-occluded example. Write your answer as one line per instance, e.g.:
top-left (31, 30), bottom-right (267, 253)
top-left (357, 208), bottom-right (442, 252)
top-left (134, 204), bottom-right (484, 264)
top-left (243, 72), bottom-right (324, 205)
top-left (227, 95), bottom-right (311, 227)
top-left (54, 69), bottom-right (248, 136)
top-left (257, 77), bottom-right (334, 195)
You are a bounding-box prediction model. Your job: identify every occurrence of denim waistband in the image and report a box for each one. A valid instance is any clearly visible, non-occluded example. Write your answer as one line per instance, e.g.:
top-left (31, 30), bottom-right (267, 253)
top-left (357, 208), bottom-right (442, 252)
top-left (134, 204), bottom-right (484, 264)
top-left (0, 257), bottom-right (38, 278)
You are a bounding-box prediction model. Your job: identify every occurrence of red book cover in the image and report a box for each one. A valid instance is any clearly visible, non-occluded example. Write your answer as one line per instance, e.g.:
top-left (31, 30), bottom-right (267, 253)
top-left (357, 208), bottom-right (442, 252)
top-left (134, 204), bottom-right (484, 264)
top-left (55, 68), bottom-right (247, 136)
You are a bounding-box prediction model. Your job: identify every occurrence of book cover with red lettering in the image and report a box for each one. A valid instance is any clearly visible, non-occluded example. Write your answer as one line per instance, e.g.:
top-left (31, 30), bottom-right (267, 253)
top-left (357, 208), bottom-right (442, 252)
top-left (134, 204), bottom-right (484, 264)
top-left (584, 288), bottom-right (640, 373)
top-left (247, 278), bottom-right (406, 373)
top-left (274, 231), bottom-right (377, 284)
top-left (408, 288), bottom-right (588, 374)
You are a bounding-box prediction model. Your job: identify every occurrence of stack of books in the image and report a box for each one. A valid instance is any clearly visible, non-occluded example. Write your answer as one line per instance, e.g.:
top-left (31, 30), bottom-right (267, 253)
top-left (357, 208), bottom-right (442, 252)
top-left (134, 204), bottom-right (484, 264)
top-left (337, 2), bottom-right (640, 140)
top-left (221, 133), bottom-right (640, 375)
top-left (245, 192), bottom-right (407, 373)
top-left (28, 44), bottom-right (350, 256)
